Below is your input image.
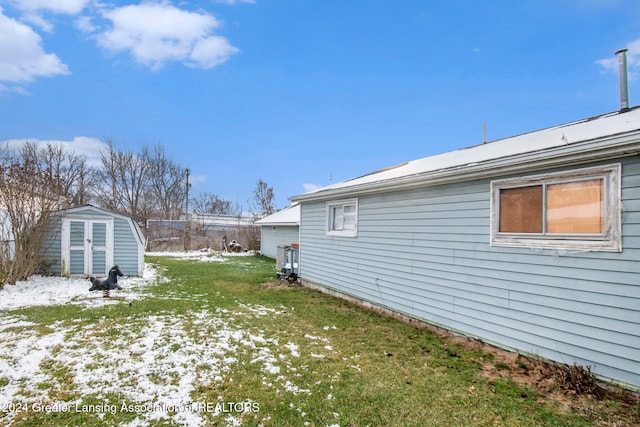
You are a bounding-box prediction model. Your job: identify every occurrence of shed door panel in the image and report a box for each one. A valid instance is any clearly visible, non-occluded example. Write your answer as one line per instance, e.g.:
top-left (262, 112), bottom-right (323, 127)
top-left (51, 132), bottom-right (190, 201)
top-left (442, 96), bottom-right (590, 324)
top-left (69, 221), bottom-right (86, 275)
top-left (91, 222), bottom-right (107, 275)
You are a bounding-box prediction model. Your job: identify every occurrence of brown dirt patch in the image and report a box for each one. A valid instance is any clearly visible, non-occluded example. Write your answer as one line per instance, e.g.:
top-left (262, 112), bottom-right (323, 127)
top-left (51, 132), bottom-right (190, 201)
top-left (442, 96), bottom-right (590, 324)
top-left (260, 280), bottom-right (297, 290)
top-left (443, 333), bottom-right (640, 426)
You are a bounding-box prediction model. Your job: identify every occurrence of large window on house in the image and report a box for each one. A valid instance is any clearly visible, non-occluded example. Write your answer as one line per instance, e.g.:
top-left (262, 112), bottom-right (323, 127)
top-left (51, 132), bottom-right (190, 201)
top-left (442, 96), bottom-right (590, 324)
top-left (491, 164), bottom-right (621, 251)
top-left (327, 199), bottom-right (358, 237)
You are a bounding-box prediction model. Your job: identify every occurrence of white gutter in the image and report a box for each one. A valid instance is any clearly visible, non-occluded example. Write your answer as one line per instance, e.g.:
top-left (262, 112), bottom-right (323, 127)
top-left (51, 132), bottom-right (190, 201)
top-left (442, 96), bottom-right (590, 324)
top-left (291, 129), bottom-right (640, 202)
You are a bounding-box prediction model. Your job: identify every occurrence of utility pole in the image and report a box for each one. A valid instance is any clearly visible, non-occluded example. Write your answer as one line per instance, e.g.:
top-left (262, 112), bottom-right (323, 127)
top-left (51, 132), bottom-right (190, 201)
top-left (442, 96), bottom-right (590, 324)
top-left (183, 168), bottom-right (191, 250)
top-left (185, 168), bottom-right (190, 214)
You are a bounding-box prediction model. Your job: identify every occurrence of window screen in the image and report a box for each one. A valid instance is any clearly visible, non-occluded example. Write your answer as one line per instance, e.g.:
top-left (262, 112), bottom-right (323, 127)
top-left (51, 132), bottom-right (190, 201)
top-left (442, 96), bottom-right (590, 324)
top-left (499, 186), bottom-right (543, 233)
top-left (547, 179), bottom-right (603, 234)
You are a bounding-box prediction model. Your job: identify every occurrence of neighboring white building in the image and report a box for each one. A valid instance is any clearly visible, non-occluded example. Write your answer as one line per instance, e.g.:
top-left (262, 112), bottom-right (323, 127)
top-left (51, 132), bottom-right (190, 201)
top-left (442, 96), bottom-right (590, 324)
top-left (255, 204), bottom-right (300, 259)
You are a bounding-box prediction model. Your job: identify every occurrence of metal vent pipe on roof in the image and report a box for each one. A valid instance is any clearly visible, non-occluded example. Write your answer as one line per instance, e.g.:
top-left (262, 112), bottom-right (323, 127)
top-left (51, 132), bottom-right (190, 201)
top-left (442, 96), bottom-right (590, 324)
top-left (615, 48), bottom-right (630, 111)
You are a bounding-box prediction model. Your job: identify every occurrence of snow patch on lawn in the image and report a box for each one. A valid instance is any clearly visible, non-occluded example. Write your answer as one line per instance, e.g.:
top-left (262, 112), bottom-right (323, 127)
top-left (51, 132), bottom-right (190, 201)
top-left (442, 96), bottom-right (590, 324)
top-left (0, 264), bottom-right (159, 311)
top-left (146, 250), bottom-right (257, 262)
top-left (146, 250), bottom-right (226, 262)
top-left (0, 255), bottom-right (339, 426)
top-left (284, 342), bottom-right (300, 357)
top-left (0, 305), bottom-right (306, 426)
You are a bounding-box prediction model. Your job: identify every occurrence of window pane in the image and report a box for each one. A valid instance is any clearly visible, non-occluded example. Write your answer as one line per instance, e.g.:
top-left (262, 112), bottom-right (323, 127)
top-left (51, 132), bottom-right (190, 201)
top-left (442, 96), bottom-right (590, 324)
top-left (547, 179), bottom-right (603, 233)
top-left (343, 205), bottom-right (356, 230)
top-left (499, 186), bottom-right (543, 233)
top-left (332, 206), bottom-right (344, 230)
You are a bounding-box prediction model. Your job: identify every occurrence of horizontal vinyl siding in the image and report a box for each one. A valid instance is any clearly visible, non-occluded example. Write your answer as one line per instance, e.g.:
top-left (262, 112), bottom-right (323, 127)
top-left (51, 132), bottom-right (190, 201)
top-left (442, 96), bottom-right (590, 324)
top-left (41, 216), bottom-right (63, 274)
top-left (113, 217), bottom-right (140, 277)
top-left (300, 157), bottom-right (640, 388)
top-left (260, 226), bottom-right (299, 259)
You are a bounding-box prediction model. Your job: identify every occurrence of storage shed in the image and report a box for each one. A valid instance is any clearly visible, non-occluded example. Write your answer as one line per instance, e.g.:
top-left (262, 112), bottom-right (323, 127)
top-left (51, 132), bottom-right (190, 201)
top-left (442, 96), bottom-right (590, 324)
top-left (255, 203), bottom-right (300, 259)
top-left (290, 108), bottom-right (640, 389)
top-left (43, 205), bottom-right (146, 277)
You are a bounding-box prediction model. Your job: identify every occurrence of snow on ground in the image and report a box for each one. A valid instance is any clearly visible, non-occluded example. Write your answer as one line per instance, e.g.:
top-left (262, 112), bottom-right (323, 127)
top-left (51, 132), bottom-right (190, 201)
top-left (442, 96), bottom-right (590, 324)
top-left (0, 250), bottom-right (256, 312)
top-left (146, 250), bottom-right (257, 262)
top-left (0, 253), bottom-right (340, 426)
top-left (0, 309), bottom-right (276, 426)
top-left (0, 264), bottom-right (159, 311)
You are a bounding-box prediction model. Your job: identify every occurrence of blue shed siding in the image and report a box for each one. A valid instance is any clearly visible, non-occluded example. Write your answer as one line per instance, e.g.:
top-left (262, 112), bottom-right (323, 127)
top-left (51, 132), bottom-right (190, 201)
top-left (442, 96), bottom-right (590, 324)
top-left (299, 157), bottom-right (640, 388)
top-left (42, 216), bottom-right (63, 274)
top-left (113, 216), bottom-right (141, 277)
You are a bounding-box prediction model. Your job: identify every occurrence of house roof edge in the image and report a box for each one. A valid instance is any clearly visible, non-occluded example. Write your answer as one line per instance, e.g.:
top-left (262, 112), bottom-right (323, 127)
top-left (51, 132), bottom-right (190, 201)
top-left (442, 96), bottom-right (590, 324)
top-left (291, 128), bottom-right (640, 202)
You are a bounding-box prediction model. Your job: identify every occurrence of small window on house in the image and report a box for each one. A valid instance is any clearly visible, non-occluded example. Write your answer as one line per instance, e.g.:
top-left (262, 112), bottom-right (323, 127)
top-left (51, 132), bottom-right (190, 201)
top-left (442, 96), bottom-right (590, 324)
top-left (327, 199), bottom-right (358, 237)
top-left (491, 164), bottom-right (621, 251)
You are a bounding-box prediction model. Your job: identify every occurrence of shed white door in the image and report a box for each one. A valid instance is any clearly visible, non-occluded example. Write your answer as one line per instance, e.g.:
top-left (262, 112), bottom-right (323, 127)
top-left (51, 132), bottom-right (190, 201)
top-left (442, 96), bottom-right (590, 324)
top-left (62, 219), bottom-right (114, 276)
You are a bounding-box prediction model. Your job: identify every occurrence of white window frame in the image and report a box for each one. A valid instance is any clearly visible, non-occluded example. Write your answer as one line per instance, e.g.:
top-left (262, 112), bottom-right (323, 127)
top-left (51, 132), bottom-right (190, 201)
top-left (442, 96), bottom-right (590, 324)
top-left (326, 199), bottom-right (358, 237)
top-left (490, 164), bottom-right (621, 252)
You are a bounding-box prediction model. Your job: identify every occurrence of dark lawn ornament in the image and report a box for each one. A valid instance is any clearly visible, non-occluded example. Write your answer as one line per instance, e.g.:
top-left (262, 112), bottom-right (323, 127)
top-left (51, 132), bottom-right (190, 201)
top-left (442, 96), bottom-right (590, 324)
top-left (89, 265), bottom-right (124, 293)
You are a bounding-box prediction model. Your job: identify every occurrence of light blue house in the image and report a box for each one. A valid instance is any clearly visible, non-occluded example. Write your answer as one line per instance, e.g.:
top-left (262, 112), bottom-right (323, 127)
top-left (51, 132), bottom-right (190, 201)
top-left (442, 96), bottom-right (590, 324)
top-left (290, 108), bottom-right (640, 389)
top-left (43, 205), bottom-right (146, 277)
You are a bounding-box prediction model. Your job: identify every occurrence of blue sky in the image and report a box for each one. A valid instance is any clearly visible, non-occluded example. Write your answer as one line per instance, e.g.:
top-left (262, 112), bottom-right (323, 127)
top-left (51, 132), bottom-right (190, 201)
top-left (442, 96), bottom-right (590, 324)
top-left (1, 0), bottom-right (639, 210)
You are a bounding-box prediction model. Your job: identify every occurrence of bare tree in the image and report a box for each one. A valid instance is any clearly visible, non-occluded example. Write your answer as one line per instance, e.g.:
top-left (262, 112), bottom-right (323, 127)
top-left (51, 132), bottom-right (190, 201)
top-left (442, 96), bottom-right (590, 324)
top-left (94, 140), bottom-right (121, 212)
top-left (0, 146), bottom-right (66, 285)
top-left (191, 192), bottom-right (240, 215)
top-left (69, 160), bottom-right (96, 206)
top-left (250, 179), bottom-right (275, 217)
top-left (146, 144), bottom-right (187, 220)
top-left (120, 146), bottom-right (150, 221)
top-left (19, 142), bottom-right (95, 206)
top-left (94, 141), bottom-right (150, 222)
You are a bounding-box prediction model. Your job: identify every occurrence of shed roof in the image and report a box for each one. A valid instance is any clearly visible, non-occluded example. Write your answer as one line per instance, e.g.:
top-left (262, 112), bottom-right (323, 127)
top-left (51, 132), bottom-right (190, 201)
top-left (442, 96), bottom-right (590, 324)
top-left (255, 203), bottom-right (300, 226)
top-left (291, 108), bottom-right (640, 202)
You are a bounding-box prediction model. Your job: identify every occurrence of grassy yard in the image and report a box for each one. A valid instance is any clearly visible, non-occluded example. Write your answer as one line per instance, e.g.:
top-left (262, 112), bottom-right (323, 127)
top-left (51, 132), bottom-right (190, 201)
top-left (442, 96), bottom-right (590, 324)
top-left (0, 254), bottom-right (638, 426)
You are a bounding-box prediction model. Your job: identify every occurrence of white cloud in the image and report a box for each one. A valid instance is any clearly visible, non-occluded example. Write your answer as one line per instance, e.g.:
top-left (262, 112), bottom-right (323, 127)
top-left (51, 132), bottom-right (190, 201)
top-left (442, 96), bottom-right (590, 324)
top-left (214, 0), bottom-right (256, 4)
top-left (190, 174), bottom-right (207, 186)
top-left (302, 183), bottom-right (323, 193)
top-left (96, 2), bottom-right (238, 70)
top-left (6, 0), bottom-right (92, 31)
top-left (595, 39), bottom-right (640, 81)
top-left (190, 35), bottom-right (238, 68)
top-left (1, 137), bottom-right (107, 167)
top-left (74, 15), bottom-right (96, 34)
top-left (0, 8), bottom-right (70, 87)
top-left (6, 0), bottom-right (91, 15)
top-left (20, 13), bottom-right (55, 32)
